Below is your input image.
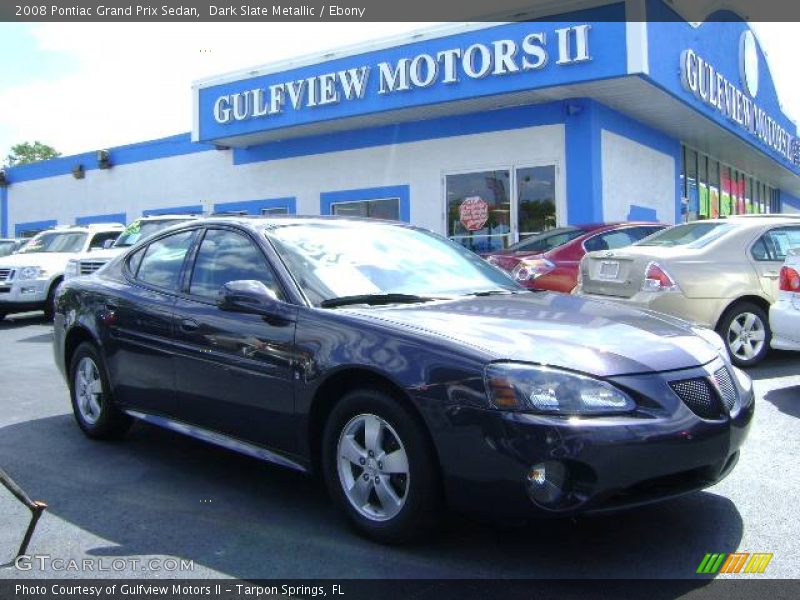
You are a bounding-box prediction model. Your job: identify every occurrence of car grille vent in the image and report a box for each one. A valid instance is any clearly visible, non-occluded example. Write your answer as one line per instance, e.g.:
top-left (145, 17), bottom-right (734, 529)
top-left (0, 268), bottom-right (13, 282)
top-left (79, 260), bottom-right (108, 276)
top-left (669, 378), bottom-right (723, 420)
top-left (713, 367), bottom-right (737, 413)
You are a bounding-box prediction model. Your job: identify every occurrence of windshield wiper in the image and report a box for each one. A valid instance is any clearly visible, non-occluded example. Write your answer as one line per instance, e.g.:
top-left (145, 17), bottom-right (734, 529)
top-left (320, 293), bottom-right (441, 308)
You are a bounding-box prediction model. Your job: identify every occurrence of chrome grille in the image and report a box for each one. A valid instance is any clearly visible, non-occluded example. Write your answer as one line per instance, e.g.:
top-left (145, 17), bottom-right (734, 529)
top-left (79, 260), bottom-right (108, 276)
top-left (670, 378), bottom-right (723, 420)
top-left (0, 268), bottom-right (13, 282)
top-left (713, 367), bottom-right (737, 413)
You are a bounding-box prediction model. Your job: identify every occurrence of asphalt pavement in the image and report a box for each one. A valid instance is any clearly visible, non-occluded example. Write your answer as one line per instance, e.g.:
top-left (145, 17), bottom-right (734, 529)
top-left (0, 312), bottom-right (798, 580)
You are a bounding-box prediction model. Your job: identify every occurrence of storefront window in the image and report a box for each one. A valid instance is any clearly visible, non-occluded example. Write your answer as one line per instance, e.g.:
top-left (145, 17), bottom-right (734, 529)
top-left (331, 198), bottom-right (400, 220)
top-left (516, 166), bottom-right (557, 238)
top-left (446, 170), bottom-right (511, 253)
top-left (681, 144), bottom-right (776, 221)
top-left (261, 206), bottom-right (289, 216)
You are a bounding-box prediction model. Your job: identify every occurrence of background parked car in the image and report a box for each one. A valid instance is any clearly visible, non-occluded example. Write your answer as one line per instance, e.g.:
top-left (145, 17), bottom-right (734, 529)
top-left (64, 214), bottom-right (200, 281)
top-left (0, 223), bottom-right (123, 321)
top-left (770, 247), bottom-right (800, 352)
top-left (484, 223), bottom-right (665, 293)
top-left (576, 215), bottom-right (800, 367)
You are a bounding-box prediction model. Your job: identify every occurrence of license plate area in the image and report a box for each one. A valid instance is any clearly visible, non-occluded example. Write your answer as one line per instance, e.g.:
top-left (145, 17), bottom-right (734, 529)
top-left (597, 260), bottom-right (620, 280)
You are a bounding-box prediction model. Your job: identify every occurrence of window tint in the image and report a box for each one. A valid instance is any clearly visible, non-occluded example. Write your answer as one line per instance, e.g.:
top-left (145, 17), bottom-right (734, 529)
top-left (189, 229), bottom-right (282, 300)
top-left (89, 231), bottom-right (120, 249)
top-left (753, 227), bottom-right (800, 262)
top-left (584, 230), bottom-right (637, 252)
top-left (137, 230), bottom-right (195, 290)
top-left (637, 222), bottom-right (733, 248)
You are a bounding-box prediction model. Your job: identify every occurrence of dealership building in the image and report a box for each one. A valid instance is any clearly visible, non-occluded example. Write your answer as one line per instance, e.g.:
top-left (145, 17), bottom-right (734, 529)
top-left (2, 0), bottom-right (799, 252)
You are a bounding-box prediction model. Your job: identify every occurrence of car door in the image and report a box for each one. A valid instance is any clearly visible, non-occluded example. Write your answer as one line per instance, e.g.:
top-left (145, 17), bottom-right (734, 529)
top-left (171, 226), bottom-right (298, 452)
top-left (750, 225), bottom-right (800, 302)
top-left (104, 228), bottom-right (198, 417)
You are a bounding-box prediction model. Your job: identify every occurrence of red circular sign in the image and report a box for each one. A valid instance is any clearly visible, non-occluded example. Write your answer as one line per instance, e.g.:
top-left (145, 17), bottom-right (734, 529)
top-left (459, 196), bottom-right (489, 231)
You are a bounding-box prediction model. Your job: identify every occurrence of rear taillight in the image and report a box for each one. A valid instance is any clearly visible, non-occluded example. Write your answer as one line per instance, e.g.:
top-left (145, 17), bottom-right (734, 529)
top-left (642, 261), bottom-right (680, 292)
top-left (512, 258), bottom-right (555, 282)
top-left (779, 266), bottom-right (800, 292)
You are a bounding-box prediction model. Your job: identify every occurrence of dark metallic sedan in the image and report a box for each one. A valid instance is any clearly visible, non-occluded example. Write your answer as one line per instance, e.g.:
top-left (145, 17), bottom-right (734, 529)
top-left (53, 216), bottom-right (753, 543)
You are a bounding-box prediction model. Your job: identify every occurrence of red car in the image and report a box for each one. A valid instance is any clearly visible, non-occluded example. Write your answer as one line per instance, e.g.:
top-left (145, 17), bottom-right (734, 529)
top-left (484, 222), bottom-right (666, 293)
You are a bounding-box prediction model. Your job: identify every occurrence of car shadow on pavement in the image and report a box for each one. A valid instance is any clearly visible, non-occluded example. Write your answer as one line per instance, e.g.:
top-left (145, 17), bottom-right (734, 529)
top-left (0, 314), bottom-right (49, 330)
top-left (763, 386), bottom-right (800, 419)
top-left (0, 414), bottom-right (742, 581)
top-left (747, 351), bottom-right (800, 381)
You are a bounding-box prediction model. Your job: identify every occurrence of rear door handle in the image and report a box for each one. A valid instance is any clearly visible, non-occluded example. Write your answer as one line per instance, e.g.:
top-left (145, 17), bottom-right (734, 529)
top-left (179, 318), bottom-right (200, 332)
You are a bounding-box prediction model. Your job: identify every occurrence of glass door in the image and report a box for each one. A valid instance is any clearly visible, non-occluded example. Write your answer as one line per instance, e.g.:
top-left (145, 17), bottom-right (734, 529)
top-left (445, 164), bottom-right (558, 252)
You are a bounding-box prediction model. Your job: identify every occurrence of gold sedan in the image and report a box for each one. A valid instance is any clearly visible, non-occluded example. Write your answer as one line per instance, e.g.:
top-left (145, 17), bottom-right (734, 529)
top-left (576, 215), bottom-right (800, 367)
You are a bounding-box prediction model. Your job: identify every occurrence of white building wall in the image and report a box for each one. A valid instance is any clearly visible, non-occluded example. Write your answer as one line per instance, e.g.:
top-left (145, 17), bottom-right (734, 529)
top-left (601, 129), bottom-right (676, 223)
top-left (7, 124), bottom-right (566, 236)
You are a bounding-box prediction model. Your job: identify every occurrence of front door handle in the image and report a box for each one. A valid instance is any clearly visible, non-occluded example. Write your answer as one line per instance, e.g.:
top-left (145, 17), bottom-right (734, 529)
top-left (179, 318), bottom-right (200, 332)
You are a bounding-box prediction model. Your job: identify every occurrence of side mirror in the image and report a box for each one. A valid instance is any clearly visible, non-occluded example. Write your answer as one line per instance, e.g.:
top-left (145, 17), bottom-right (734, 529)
top-left (102, 239), bottom-right (116, 249)
top-left (217, 280), bottom-right (295, 322)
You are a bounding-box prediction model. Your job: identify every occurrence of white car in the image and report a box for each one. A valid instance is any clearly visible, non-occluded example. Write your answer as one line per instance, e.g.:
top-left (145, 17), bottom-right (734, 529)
top-left (0, 223), bottom-right (123, 321)
top-left (769, 247), bottom-right (800, 351)
top-left (64, 214), bottom-right (200, 281)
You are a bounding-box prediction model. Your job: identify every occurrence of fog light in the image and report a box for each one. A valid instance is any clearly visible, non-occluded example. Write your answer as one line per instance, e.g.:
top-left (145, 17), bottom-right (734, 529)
top-left (526, 461), bottom-right (568, 507)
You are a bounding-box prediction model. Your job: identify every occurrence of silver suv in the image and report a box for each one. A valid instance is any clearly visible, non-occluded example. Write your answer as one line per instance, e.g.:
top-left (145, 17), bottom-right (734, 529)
top-left (0, 223), bottom-right (124, 321)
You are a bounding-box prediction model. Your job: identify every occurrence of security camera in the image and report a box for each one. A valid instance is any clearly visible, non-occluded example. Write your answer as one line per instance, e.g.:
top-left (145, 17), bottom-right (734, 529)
top-left (97, 149), bottom-right (111, 169)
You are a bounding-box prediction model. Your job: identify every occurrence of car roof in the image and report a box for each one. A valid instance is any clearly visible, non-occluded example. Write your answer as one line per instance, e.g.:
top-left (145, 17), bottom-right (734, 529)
top-left (184, 214), bottom-right (422, 231)
top-left (137, 214), bottom-right (201, 221)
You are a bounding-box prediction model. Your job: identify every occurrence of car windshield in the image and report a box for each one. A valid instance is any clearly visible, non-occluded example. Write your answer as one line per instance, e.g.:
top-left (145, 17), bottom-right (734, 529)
top-left (17, 232), bottom-right (87, 254)
top-left (635, 222), bottom-right (734, 248)
top-left (0, 241), bottom-right (16, 257)
top-left (266, 221), bottom-right (521, 306)
top-left (506, 227), bottom-right (585, 253)
top-left (115, 219), bottom-right (187, 247)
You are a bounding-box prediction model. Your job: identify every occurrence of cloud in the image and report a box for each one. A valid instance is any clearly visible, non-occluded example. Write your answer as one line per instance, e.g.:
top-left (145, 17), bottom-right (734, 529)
top-left (0, 22), bottom-right (438, 156)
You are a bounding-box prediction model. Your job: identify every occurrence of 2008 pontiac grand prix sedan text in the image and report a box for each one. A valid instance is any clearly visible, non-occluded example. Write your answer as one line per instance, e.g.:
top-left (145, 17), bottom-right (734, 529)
top-left (53, 216), bottom-right (753, 543)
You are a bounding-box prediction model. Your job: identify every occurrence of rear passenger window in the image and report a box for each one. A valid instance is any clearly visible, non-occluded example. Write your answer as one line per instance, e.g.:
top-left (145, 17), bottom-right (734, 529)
top-left (752, 227), bottom-right (800, 262)
top-left (189, 228), bottom-right (283, 300)
top-left (584, 231), bottom-right (635, 252)
top-left (127, 247), bottom-right (145, 275)
top-left (137, 231), bottom-right (195, 290)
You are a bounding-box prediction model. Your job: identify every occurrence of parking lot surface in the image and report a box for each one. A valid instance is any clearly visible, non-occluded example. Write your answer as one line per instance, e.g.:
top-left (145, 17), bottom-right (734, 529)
top-left (1, 313), bottom-right (798, 579)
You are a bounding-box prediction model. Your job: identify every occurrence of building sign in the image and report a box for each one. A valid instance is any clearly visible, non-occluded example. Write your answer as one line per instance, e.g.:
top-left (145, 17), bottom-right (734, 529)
top-left (211, 25), bottom-right (593, 126)
top-left (459, 196), bottom-right (489, 231)
top-left (680, 45), bottom-right (799, 167)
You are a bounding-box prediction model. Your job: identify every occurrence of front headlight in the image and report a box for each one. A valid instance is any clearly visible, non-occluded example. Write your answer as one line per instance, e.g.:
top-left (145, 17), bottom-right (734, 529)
top-left (484, 362), bottom-right (636, 415)
top-left (18, 266), bottom-right (46, 280)
top-left (64, 260), bottom-right (79, 280)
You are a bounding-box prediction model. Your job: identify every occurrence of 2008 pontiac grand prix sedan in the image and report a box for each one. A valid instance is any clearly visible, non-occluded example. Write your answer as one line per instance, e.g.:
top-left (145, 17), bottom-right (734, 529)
top-left (53, 216), bottom-right (753, 543)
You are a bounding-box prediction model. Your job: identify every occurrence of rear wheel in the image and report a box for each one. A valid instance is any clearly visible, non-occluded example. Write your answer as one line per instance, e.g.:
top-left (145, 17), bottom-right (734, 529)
top-left (322, 389), bottom-right (440, 544)
top-left (43, 280), bottom-right (60, 321)
top-left (717, 302), bottom-right (770, 368)
top-left (69, 342), bottom-right (132, 439)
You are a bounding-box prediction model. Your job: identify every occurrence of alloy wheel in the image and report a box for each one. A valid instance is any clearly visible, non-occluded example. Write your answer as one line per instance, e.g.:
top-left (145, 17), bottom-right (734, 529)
top-left (727, 311), bottom-right (766, 361)
top-left (336, 413), bottom-right (410, 522)
top-left (75, 356), bottom-right (103, 425)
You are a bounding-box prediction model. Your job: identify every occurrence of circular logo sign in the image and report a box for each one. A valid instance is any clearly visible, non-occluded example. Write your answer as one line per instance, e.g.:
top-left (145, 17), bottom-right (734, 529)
top-left (459, 196), bottom-right (489, 231)
top-left (740, 30), bottom-right (759, 98)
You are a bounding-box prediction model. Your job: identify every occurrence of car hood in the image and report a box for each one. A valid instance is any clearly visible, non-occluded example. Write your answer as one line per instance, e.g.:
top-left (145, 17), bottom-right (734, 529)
top-left (342, 293), bottom-right (720, 377)
top-left (0, 252), bottom-right (73, 270)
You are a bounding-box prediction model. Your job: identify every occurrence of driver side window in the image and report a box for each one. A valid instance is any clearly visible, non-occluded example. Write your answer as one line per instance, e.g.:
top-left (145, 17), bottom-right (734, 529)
top-left (189, 228), bottom-right (283, 300)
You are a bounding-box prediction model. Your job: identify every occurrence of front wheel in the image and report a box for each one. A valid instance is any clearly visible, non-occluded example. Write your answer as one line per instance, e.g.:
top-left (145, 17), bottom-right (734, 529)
top-left (322, 389), bottom-right (440, 544)
top-left (717, 302), bottom-right (771, 368)
top-left (69, 342), bottom-right (132, 439)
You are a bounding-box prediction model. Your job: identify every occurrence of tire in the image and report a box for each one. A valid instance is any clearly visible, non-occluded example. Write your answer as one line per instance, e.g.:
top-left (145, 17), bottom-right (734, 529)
top-left (69, 341), bottom-right (132, 439)
top-left (43, 280), bottom-right (60, 321)
top-left (717, 301), bottom-right (771, 368)
top-left (322, 388), bottom-right (440, 544)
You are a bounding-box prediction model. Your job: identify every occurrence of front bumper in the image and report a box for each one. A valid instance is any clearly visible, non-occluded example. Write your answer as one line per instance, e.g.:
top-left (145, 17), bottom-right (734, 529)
top-left (770, 299), bottom-right (800, 351)
top-left (432, 359), bottom-right (753, 519)
top-left (577, 288), bottom-right (726, 329)
top-left (0, 278), bottom-right (50, 312)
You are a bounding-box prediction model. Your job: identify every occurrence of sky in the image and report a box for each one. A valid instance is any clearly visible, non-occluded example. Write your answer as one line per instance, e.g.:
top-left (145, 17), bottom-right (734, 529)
top-left (0, 21), bottom-right (797, 160)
